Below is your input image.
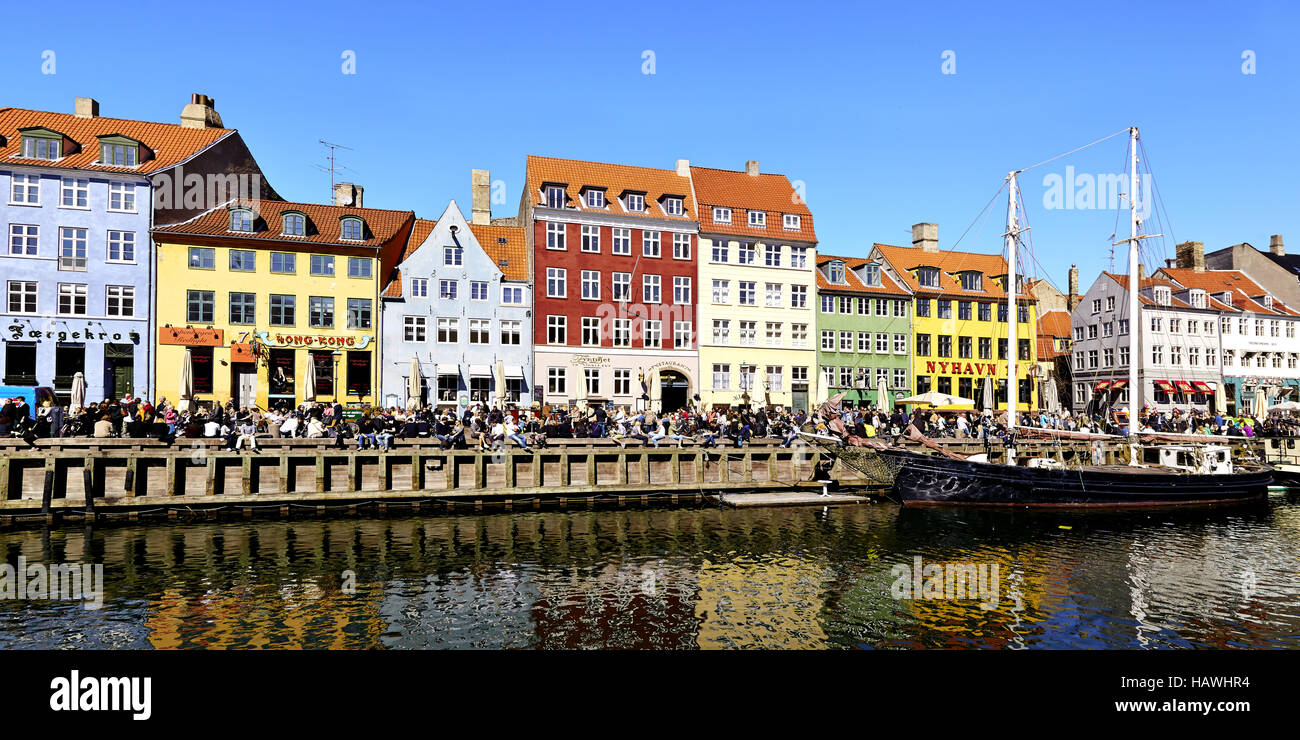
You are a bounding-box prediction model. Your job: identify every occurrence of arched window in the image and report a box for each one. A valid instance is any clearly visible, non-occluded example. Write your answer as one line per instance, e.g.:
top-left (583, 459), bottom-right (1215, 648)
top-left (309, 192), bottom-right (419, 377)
top-left (341, 217), bottom-right (364, 241)
top-left (283, 212), bottom-right (306, 236)
top-left (229, 209), bottom-right (254, 232)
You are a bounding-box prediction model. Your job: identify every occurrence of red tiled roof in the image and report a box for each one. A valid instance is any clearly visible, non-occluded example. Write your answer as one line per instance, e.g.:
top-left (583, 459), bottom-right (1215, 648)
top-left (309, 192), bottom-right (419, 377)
top-left (525, 154), bottom-right (696, 222)
top-left (872, 243), bottom-right (1031, 300)
top-left (0, 106), bottom-right (231, 175)
top-left (690, 165), bottom-right (816, 242)
top-left (1037, 309), bottom-right (1072, 338)
top-left (382, 220), bottom-right (528, 299)
top-left (154, 199), bottom-right (415, 249)
top-left (1037, 336), bottom-right (1070, 359)
top-left (1156, 267), bottom-right (1300, 317)
top-left (815, 254), bottom-right (908, 295)
top-left (1102, 272), bottom-right (1234, 311)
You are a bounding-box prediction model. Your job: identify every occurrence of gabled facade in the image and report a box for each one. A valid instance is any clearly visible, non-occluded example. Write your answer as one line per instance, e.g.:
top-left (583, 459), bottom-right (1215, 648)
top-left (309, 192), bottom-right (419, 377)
top-left (0, 94), bottom-right (274, 404)
top-left (692, 161), bottom-right (818, 411)
top-left (523, 155), bottom-right (699, 413)
top-left (379, 199), bottom-right (531, 409)
top-left (872, 223), bottom-right (1038, 411)
top-left (1204, 235), bottom-right (1300, 311)
top-left (152, 197), bottom-right (414, 410)
top-left (814, 254), bottom-right (912, 406)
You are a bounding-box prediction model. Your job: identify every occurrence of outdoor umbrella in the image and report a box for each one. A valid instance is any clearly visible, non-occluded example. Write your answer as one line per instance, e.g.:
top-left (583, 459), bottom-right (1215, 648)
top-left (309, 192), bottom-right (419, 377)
top-left (897, 390), bottom-right (975, 407)
top-left (1253, 387), bottom-right (1268, 416)
top-left (178, 353), bottom-right (193, 413)
top-left (495, 360), bottom-right (506, 404)
top-left (1046, 377), bottom-right (1060, 413)
top-left (70, 371), bottom-right (86, 411)
top-left (1271, 400), bottom-right (1300, 412)
top-left (407, 356), bottom-right (422, 409)
top-left (303, 356), bottom-right (317, 402)
top-left (982, 378), bottom-right (994, 414)
top-left (876, 375), bottom-right (891, 413)
top-left (572, 363), bottom-right (587, 409)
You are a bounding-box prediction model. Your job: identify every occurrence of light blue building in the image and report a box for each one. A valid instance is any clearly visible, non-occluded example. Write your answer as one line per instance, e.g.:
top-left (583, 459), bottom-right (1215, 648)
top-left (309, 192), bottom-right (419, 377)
top-left (0, 95), bottom-right (273, 405)
top-left (379, 200), bottom-right (533, 410)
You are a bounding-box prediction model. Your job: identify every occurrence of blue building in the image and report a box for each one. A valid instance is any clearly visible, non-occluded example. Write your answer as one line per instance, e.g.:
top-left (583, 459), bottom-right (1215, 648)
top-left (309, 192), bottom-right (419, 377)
top-left (0, 95), bottom-right (273, 405)
top-left (379, 196), bottom-right (532, 410)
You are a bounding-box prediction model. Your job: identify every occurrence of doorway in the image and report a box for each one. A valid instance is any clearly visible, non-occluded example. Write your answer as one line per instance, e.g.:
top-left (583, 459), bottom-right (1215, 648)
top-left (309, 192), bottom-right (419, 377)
top-left (659, 370), bottom-right (689, 412)
top-left (232, 364), bottom-right (257, 409)
top-left (104, 344), bottom-right (134, 399)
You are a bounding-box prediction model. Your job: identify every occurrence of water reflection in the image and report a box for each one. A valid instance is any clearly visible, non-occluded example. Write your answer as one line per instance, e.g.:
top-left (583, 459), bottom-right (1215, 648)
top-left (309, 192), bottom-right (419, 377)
top-left (1, 495), bottom-right (1298, 649)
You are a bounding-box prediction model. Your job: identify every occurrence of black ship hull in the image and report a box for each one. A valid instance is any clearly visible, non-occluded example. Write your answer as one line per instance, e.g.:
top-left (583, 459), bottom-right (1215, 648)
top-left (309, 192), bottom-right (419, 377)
top-left (877, 448), bottom-right (1271, 508)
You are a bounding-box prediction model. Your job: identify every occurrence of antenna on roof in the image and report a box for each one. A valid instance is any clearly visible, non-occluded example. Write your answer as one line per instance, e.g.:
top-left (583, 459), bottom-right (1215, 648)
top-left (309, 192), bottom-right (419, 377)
top-left (315, 140), bottom-right (353, 198)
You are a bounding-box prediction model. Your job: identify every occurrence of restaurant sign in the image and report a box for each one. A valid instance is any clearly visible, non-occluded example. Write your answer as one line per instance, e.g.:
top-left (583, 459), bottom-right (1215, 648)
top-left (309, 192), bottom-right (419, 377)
top-left (8, 321), bottom-right (140, 344)
top-left (924, 361), bottom-right (1002, 376)
top-left (255, 331), bottom-right (373, 349)
top-left (158, 327), bottom-right (224, 346)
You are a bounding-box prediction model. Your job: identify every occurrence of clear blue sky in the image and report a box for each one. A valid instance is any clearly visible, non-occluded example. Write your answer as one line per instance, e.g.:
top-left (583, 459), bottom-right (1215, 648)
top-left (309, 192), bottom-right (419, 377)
top-left (5, 0), bottom-right (1296, 293)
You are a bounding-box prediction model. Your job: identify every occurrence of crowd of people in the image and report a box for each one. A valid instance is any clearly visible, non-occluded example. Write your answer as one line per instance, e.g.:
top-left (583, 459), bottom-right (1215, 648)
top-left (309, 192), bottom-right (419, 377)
top-left (2, 392), bottom-right (1299, 452)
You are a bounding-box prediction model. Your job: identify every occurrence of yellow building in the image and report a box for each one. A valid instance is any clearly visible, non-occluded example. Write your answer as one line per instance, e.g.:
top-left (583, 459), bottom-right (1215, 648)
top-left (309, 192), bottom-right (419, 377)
top-left (872, 224), bottom-right (1038, 412)
top-left (691, 162), bottom-right (819, 411)
top-left (152, 195), bottom-right (415, 410)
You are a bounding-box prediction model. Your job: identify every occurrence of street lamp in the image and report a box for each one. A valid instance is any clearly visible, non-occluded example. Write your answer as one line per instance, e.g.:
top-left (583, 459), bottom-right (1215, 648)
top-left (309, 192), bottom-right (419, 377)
top-left (331, 350), bottom-right (342, 402)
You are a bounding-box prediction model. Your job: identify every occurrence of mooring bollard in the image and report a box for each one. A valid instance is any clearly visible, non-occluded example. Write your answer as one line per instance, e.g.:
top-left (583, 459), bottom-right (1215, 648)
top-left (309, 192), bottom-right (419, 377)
top-left (41, 468), bottom-right (54, 515)
top-left (83, 467), bottom-right (95, 515)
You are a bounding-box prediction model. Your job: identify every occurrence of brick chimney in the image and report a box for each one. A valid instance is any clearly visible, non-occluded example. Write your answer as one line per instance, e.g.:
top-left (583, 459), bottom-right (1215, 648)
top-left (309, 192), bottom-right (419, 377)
top-left (333, 182), bottom-right (363, 208)
top-left (1270, 234), bottom-right (1285, 256)
top-left (676, 159), bottom-right (690, 177)
top-left (1067, 264), bottom-right (1080, 311)
top-left (1138, 262), bottom-right (1147, 283)
top-left (745, 160), bottom-right (759, 176)
top-left (1175, 240), bottom-right (1205, 272)
top-left (74, 97), bottom-right (99, 118)
top-left (180, 93), bottom-right (223, 129)
top-left (912, 222), bottom-right (939, 253)
top-left (471, 169), bottom-right (491, 225)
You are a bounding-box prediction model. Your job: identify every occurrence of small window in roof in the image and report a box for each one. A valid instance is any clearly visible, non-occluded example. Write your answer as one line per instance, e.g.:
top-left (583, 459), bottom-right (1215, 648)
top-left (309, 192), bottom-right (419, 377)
top-left (959, 271), bottom-right (983, 291)
top-left (20, 133), bottom-right (62, 160)
top-left (585, 189), bottom-right (605, 208)
top-left (341, 217), bottom-right (364, 241)
top-left (663, 196), bottom-right (683, 216)
top-left (625, 193), bottom-right (645, 212)
top-left (100, 142), bottom-right (138, 167)
top-left (917, 266), bottom-right (940, 288)
top-left (230, 209), bottom-right (254, 232)
top-left (828, 261), bottom-right (845, 284)
top-left (862, 262), bottom-right (880, 286)
top-left (283, 212), bottom-right (306, 236)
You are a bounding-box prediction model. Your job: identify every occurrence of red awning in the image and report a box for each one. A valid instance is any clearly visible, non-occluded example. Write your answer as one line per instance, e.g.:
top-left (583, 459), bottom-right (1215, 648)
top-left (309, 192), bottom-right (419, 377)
top-left (1174, 380), bottom-right (1195, 393)
top-left (1093, 381), bottom-right (1111, 391)
top-left (1192, 381), bottom-right (1212, 393)
top-left (1154, 380), bottom-right (1176, 392)
top-left (1110, 380), bottom-right (1128, 390)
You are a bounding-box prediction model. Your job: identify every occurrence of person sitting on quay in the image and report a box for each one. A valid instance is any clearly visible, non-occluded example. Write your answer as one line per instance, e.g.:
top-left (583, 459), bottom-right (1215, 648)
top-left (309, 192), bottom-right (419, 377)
top-left (234, 416), bottom-right (260, 453)
top-left (373, 414), bottom-right (395, 451)
top-left (504, 417), bottom-right (531, 452)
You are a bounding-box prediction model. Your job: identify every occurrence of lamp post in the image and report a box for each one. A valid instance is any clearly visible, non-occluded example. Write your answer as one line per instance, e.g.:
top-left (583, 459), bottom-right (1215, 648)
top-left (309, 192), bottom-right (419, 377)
top-left (331, 350), bottom-right (342, 403)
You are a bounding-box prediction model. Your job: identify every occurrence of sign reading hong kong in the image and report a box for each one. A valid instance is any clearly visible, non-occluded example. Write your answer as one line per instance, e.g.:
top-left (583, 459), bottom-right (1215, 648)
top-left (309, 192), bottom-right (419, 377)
top-left (255, 331), bottom-right (373, 349)
top-left (924, 361), bottom-right (1004, 376)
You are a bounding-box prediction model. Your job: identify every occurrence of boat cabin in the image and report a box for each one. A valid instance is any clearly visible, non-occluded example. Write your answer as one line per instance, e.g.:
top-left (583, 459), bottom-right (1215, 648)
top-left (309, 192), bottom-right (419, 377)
top-left (1140, 444), bottom-right (1234, 475)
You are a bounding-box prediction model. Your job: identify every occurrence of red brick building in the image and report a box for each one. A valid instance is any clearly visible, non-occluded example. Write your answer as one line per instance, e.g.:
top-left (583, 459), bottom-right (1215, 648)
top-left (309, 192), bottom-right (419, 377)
top-left (523, 155), bottom-right (699, 411)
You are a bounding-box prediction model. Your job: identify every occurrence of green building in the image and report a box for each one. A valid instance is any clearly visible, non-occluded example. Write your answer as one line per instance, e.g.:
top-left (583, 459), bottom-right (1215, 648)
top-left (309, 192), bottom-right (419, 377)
top-left (815, 254), bottom-right (913, 406)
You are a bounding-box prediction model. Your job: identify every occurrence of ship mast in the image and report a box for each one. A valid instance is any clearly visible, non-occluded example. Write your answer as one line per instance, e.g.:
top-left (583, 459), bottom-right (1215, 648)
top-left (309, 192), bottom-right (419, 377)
top-left (1126, 126), bottom-right (1140, 435)
top-left (1005, 170), bottom-right (1020, 432)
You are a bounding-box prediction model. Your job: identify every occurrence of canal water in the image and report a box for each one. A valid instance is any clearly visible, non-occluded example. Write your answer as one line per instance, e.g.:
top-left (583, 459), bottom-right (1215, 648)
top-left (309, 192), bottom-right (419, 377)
top-left (3, 492), bottom-right (1299, 649)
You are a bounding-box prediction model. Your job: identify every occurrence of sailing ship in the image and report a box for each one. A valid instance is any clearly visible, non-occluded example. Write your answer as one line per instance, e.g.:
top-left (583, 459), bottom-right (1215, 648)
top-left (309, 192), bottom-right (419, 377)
top-left (834, 127), bottom-right (1272, 507)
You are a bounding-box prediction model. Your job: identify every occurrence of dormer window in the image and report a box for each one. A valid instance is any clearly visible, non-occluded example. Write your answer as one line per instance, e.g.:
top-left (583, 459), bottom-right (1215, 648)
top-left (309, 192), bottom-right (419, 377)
top-left (1263, 295), bottom-right (1274, 310)
top-left (783, 214), bottom-right (801, 230)
top-left (1220, 292), bottom-right (1233, 307)
top-left (544, 185), bottom-right (566, 209)
top-left (1189, 289), bottom-right (1207, 309)
top-left (917, 266), bottom-right (940, 288)
top-left (19, 129), bottom-right (64, 160)
top-left (828, 260), bottom-right (846, 284)
top-left (862, 262), bottom-right (881, 286)
top-left (748, 210), bottom-right (766, 228)
top-left (625, 192), bottom-right (645, 213)
top-left (1154, 286), bottom-right (1171, 306)
top-left (340, 217), bottom-right (364, 241)
top-left (584, 189), bottom-right (605, 209)
top-left (662, 196), bottom-right (684, 216)
top-left (97, 135), bottom-right (148, 167)
top-left (958, 271), bottom-right (983, 291)
top-left (229, 209), bottom-right (254, 232)
top-left (713, 207), bottom-right (731, 224)
top-left (282, 212), bottom-right (306, 237)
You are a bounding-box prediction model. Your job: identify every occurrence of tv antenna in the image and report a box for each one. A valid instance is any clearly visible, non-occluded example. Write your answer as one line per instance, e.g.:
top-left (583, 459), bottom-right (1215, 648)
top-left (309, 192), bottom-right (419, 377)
top-left (315, 140), bottom-right (354, 196)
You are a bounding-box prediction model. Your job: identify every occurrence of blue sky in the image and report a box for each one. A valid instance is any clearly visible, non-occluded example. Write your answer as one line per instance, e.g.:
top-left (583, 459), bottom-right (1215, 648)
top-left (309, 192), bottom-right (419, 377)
top-left (4, 0), bottom-right (1296, 293)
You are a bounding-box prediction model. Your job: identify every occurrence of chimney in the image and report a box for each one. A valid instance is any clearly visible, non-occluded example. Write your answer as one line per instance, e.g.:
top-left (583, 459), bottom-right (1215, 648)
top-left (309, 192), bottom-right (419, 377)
top-left (333, 182), bottom-right (363, 208)
top-left (675, 159), bottom-right (690, 177)
top-left (1138, 263), bottom-right (1147, 283)
top-left (471, 169), bottom-right (491, 225)
top-left (1067, 264), bottom-right (1080, 311)
top-left (745, 160), bottom-right (759, 177)
top-left (179, 93), bottom-right (223, 129)
top-left (1176, 240), bottom-right (1205, 272)
top-left (1270, 234), bottom-right (1285, 256)
top-left (74, 97), bottom-right (99, 118)
top-left (912, 222), bottom-right (939, 253)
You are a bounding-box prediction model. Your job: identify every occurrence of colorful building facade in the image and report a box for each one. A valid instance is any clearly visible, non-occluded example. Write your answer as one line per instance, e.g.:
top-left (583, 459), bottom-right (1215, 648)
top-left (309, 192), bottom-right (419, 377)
top-left (152, 198), bottom-right (414, 410)
top-left (814, 254), bottom-right (912, 406)
top-left (692, 162), bottom-right (818, 411)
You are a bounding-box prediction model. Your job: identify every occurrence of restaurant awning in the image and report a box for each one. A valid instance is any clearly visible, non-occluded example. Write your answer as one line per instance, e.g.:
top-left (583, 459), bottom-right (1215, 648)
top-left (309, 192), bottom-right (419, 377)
top-left (468, 364), bottom-right (492, 378)
top-left (1093, 381), bottom-right (1111, 391)
top-left (1154, 380), bottom-right (1176, 392)
top-left (504, 365), bottom-right (525, 378)
top-left (1110, 380), bottom-right (1127, 390)
top-left (435, 363), bottom-right (459, 376)
top-left (1174, 380), bottom-right (1195, 393)
top-left (1192, 381), bottom-right (1213, 393)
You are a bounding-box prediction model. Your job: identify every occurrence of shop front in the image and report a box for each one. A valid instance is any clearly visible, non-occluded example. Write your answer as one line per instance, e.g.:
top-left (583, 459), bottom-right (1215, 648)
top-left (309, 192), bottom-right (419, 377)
top-left (3, 319), bottom-right (147, 406)
top-left (533, 349), bottom-right (699, 414)
top-left (1223, 376), bottom-right (1299, 416)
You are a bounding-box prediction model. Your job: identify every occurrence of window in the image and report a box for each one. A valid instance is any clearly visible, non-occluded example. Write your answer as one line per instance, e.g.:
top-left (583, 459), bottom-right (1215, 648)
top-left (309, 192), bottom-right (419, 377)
top-left (764, 366), bottom-right (783, 392)
top-left (937, 300), bottom-right (952, 319)
top-left (765, 243), bottom-right (780, 267)
top-left (642, 230), bottom-right (661, 257)
top-left (548, 367), bottom-right (567, 395)
top-left (894, 333), bottom-right (907, 354)
top-left (711, 239), bottom-right (729, 263)
top-left (584, 369), bottom-right (600, 396)
top-left (827, 261), bottom-right (845, 284)
top-left (712, 364), bottom-right (731, 390)
top-left (309, 296), bottom-right (334, 328)
top-left (270, 294), bottom-right (295, 325)
top-left (546, 222), bottom-right (566, 250)
top-left (270, 252), bottom-right (296, 274)
top-left (673, 233), bottom-right (691, 259)
top-left (309, 254), bottom-right (335, 276)
top-left (585, 189), bottom-right (605, 209)
top-left (500, 320), bottom-right (521, 345)
top-left (783, 214), bottom-right (801, 230)
top-left (959, 272), bottom-right (982, 291)
top-left (840, 331), bottom-right (853, 352)
top-left (978, 337), bottom-right (992, 359)
top-left (581, 225), bottom-right (600, 253)
top-left (108, 182), bottom-right (135, 211)
top-left (9, 224), bottom-right (38, 256)
top-left (59, 227), bottom-right (87, 270)
top-left (790, 285), bottom-right (807, 308)
top-left (674, 276), bottom-right (692, 304)
top-left (663, 197), bottom-right (684, 216)
top-left (821, 331), bottom-right (835, 351)
top-left (791, 323), bottom-right (808, 347)
top-left (442, 244), bottom-right (464, 266)
top-left (674, 321), bottom-right (692, 349)
top-left (1151, 345), bottom-right (1163, 364)
top-left (917, 266), bottom-right (939, 288)
top-left (958, 301), bottom-right (972, 320)
top-left (438, 280), bottom-right (457, 300)
top-left (644, 320), bottom-right (662, 348)
top-left (282, 213), bottom-right (306, 236)
top-left (739, 321), bottom-right (756, 346)
top-left (468, 281), bottom-right (488, 301)
top-left (347, 298), bottom-right (372, 329)
top-left (340, 218), bottom-right (364, 241)
top-left (1103, 321), bottom-right (1114, 337)
top-left (544, 186), bottom-right (566, 209)
top-left (348, 258), bottom-right (372, 278)
top-left (790, 246), bottom-right (807, 268)
top-left (1120, 347), bottom-right (1130, 366)
top-left (437, 318), bottom-right (460, 343)
top-left (626, 193), bottom-right (645, 212)
top-left (738, 242), bottom-right (756, 264)
top-left (764, 282), bottom-right (782, 307)
top-left (916, 298), bottom-right (930, 317)
top-left (765, 322), bottom-right (782, 347)
top-left (710, 279), bottom-right (730, 305)
top-left (612, 228), bottom-right (630, 255)
top-left (1092, 298), bottom-right (1102, 314)
top-left (582, 317), bottom-right (601, 346)
top-left (229, 292), bottom-right (256, 324)
top-left (469, 319), bottom-right (490, 345)
top-left (937, 335), bottom-right (952, 358)
top-left (612, 319), bottom-right (631, 347)
top-left (643, 274), bottom-right (661, 303)
top-left (916, 334), bottom-right (931, 356)
top-left (10, 173), bottom-right (40, 204)
top-left (411, 278), bottom-right (428, 297)
top-left (547, 268), bottom-right (566, 298)
top-left (748, 210), bottom-right (766, 228)
top-left (230, 209), bottom-right (254, 232)
top-left (56, 283), bottom-right (87, 316)
top-left (713, 207), bottom-right (731, 224)
top-left (612, 272), bottom-right (631, 301)
top-left (7, 281), bottom-right (37, 314)
top-left (502, 285), bottom-right (524, 304)
top-left (547, 315), bottom-right (566, 344)
top-left (978, 302), bottom-right (992, 321)
top-left (1088, 350), bottom-right (1098, 369)
top-left (893, 368), bottom-right (907, 390)
top-left (821, 294), bottom-right (835, 313)
top-left (877, 333), bottom-right (890, 353)
top-left (187, 289), bottom-right (214, 322)
top-left (60, 177), bottom-right (88, 208)
top-left (221, 249), bottom-right (253, 272)
top-left (713, 319), bottom-right (731, 344)
top-left (582, 270), bottom-right (600, 300)
top-left (858, 332), bottom-right (871, 352)
top-left (739, 281), bottom-right (756, 306)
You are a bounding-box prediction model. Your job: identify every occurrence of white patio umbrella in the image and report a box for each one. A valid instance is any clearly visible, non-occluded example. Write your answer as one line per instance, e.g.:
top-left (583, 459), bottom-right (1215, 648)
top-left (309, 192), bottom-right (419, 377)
top-left (876, 375), bottom-right (891, 413)
top-left (1045, 376), bottom-right (1060, 413)
top-left (982, 378), bottom-right (994, 414)
top-left (495, 359), bottom-right (506, 404)
top-left (407, 356), bottom-right (422, 409)
top-left (572, 363), bottom-right (587, 409)
top-left (303, 356), bottom-right (318, 402)
top-left (177, 353), bottom-right (193, 413)
top-left (70, 371), bottom-right (87, 411)
top-left (898, 390), bottom-right (975, 407)
top-left (1253, 387), bottom-right (1267, 417)
top-left (1270, 400), bottom-right (1300, 412)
